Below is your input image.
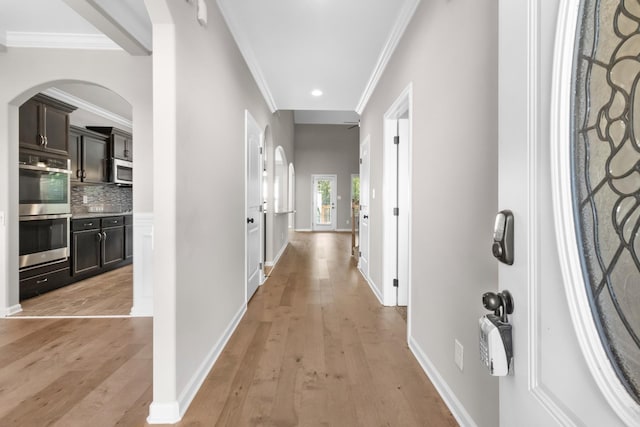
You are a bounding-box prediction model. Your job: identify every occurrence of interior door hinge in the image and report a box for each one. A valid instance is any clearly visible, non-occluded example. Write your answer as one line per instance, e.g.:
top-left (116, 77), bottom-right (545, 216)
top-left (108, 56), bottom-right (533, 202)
top-left (259, 262), bottom-right (263, 270)
top-left (393, 207), bottom-right (399, 216)
top-left (359, 158), bottom-right (363, 164)
top-left (259, 147), bottom-right (263, 154)
top-left (393, 136), bottom-right (400, 145)
top-left (393, 278), bottom-right (399, 287)
top-left (359, 251), bottom-right (362, 257)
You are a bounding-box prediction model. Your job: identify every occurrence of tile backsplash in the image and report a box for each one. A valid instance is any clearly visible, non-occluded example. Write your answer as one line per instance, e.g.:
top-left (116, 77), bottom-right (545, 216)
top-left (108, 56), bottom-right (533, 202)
top-left (71, 184), bottom-right (132, 214)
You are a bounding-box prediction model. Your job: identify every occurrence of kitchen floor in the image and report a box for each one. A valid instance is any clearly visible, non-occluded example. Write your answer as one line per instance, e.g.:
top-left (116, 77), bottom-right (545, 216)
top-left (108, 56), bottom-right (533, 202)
top-left (12, 265), bottom-right (133, 317)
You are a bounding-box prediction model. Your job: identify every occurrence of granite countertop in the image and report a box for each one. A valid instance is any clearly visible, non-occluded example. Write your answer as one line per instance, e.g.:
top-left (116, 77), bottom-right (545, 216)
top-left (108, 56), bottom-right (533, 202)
top-left (72, 212), bottom-right (133, 219)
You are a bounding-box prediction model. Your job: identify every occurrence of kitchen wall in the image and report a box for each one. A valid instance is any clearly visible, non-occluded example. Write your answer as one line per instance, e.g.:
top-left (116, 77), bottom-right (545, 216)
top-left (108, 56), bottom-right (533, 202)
top-left (294, 124), bottom-right (360, 231)
top-left (145, 0), bottom-right (294, 421)
top-left (0, 47), bottom-right (152, 315)
top-left (359, 0), bottom-right (499, 426)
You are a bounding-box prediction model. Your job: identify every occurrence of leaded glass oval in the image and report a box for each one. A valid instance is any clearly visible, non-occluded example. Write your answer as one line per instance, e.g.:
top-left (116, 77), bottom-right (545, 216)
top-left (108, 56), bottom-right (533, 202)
top-left (572, 0), bottom-right (640, 403)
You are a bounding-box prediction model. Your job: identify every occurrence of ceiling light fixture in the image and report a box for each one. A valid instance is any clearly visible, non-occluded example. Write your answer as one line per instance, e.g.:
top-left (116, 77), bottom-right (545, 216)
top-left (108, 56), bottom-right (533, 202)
top-left (311, 89), bottom-right (323, 97)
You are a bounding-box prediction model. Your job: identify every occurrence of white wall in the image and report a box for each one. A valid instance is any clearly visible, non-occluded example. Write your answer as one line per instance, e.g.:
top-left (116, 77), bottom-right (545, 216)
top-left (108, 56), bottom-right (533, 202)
top-left (294, 124), bottom-right (360, 231)
top-left (359, 0), bottom-right (499, 426)
top-left (145, 0), bottom-right (294, 421)
top-left (0, 47), bottom-right (152, 315)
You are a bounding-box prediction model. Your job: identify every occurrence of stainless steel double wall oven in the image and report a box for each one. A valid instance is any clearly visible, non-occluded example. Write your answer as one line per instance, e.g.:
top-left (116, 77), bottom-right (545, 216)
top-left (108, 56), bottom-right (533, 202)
top-left (18, 153), bottom-right (72, 269)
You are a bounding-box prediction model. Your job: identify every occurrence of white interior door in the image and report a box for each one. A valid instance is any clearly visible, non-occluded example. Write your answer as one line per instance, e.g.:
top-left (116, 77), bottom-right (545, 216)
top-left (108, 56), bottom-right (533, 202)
top-left (312, 175), bottom-right (336, 231)
top-left (246, 111), bottom-right (262, 302)
top-left (359, 136), bottom-right (370, 278)
top-left (498, 1), bottom-right (626, 425)
top-left (397, 117), bottom-right (410, 306)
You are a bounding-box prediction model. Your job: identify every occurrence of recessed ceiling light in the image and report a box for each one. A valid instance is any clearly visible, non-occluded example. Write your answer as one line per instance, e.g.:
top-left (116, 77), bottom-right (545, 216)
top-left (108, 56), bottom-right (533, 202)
top-left (311, 89), bottom-right (323, 97)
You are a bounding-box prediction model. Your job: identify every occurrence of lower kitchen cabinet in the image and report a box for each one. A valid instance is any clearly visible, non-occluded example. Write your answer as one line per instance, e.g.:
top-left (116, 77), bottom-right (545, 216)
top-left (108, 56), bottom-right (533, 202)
top-left (19, 260), bottom-right (72, 301)
top-left (71, 215), bottom-right (131, 278)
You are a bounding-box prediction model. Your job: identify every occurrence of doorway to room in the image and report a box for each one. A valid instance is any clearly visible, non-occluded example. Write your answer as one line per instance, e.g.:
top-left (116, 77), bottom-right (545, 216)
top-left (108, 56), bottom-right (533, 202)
top-left (9, 82), bottom-right (136, 318)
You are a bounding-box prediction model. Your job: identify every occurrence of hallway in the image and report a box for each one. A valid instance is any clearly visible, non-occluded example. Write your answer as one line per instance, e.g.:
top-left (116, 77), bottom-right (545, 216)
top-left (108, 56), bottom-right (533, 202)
top-left (0, 232), bottom-right (456, 426)
top-left (168, 232), bottom-right (456, 426)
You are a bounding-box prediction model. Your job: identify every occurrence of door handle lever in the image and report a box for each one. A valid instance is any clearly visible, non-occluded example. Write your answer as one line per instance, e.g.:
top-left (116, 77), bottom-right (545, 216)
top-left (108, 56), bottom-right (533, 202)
top-left (247, 217), bottom-right (254, 224)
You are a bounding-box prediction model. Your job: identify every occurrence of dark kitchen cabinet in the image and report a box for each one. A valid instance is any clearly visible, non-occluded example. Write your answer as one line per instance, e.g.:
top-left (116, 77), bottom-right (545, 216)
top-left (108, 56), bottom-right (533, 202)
top-left (103, 218), bottom-right (125, 267)
top-left (69, 126), bottom-right (109, 183)
top-left (19, 260), bottom-right (71, 301)
top-left (71, 216), bottom-right (128, 277)
top-left (87, 126), bottom-right (133, 161)
top-left (19, 94), bottom-right (76, 157)
top-left (72, 227), bottom-right (102, 275)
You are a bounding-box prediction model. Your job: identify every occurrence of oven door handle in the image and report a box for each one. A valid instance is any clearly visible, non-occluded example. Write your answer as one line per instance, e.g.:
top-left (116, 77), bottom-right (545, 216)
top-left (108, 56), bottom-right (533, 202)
top-left (19, 213), bottom-right (71, 221)
top-left (19, 164), bottom-right (72, 174)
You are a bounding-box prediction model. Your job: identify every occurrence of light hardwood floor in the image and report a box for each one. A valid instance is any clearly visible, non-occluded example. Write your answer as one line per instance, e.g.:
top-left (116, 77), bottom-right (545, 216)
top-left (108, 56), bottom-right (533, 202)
top-left (13, 265), bottom-right (133, 317)
top-left (1, 232), bottom-right (456, 426)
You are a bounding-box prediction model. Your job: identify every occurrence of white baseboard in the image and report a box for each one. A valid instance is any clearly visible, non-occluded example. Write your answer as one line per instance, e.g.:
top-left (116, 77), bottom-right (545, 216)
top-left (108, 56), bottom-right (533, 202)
top-left (147, 401), bottom-right (181, 424)
top-left (176, 303), bottom-right (247, 419)
top-left (359, 268), bottom-right (383, 305)
top-left (408, 336), bottom-right (477, 427)
top-left (2, 304), bottom-right (22, 317)
top-left (265, 241), bottom-right (288, 268)
top-left (336, 228), bottom-right (352, 232)
top-left (294, 228), bottom-right (312, 232)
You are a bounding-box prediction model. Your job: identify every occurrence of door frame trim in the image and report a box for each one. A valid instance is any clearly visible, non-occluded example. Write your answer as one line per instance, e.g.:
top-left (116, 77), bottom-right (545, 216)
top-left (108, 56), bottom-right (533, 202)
top-left (550, 0), bottom-right (640, 423)
top-left (382, 83), bottom-right (413, 312)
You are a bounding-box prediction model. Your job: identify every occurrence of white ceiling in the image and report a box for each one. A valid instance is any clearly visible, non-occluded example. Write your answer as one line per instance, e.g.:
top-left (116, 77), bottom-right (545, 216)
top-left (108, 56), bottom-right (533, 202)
top-left (0, 0), bottom-right (419, 122)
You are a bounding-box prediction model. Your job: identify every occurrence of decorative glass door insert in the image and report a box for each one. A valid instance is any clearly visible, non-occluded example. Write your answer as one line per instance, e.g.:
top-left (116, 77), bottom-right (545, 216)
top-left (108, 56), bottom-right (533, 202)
top-left (572, 0), bottom-right (640, 403)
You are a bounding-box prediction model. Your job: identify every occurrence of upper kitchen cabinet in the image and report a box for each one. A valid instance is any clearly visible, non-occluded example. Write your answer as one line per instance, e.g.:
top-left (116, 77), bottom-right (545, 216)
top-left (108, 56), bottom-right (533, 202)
top-left (69, 126), bottom-right (109, 184)
top-left (19, 94), bottom-right (77, 157)
top-left (87, 126), bottom-right (133, 161)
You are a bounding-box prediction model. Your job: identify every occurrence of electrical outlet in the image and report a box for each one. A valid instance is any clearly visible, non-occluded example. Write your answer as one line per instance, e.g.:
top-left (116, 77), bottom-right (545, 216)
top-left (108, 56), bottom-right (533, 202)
top-left (454, 339), bottom-right (464, 371)
top-left (83, 195), bottom-right (88, 204)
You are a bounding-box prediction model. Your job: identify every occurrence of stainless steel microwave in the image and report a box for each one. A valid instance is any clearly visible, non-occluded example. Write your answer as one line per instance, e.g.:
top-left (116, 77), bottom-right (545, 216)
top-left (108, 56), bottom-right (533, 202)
top-left (112, 158), bottom-right (133, 186)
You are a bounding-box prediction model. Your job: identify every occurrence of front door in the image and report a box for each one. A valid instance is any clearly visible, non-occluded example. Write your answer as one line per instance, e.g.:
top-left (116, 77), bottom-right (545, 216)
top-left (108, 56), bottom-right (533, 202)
top-left (312, 175), bottom-right (336, 231)
top-left (498, 0), bottom-right (629, 425)
top-left (245, 111), bottom-right (262, 302)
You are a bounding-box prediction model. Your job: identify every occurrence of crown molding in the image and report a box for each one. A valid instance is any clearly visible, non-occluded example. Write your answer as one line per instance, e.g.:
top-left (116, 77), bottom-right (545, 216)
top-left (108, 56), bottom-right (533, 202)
top-left (216, 0), bottom-right (278, 113)
top-left (355, 0), bottom-right (421, 115)
top-left (5, 31), bottom-right (121, 50)
top-left (43, 88), bottom-right (132, 130)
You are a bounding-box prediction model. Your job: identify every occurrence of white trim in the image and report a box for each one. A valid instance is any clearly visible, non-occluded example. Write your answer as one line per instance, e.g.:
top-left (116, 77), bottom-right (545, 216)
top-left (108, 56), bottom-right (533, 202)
top-left (2, 304), bottom-right (22, 317)
top-left (294, 228), bottom-right (312, 232)
top-left (216, 0), bottom-right (278, 113)
top-left (147, 401), bottom-right (180, 425)
top-left (382, 83), bottom-right (413, 307)
top-left (43, 88), bottom-right (133, 131)
top-left (550, 0), bottom-right (640, 424)
top-left (130, 213), bottom-right (154, 317)
top-left (359, 268), bottom-right (383, 305)
top-left (5, 31), bottom-right (121, 51)
top-left (355, 0), bottom-right (421, 114)
top-left (408, 336), bottom-right (477, 427)
top-left (335, 228), bottom-right (352, 232)
top-left (265, 241), bottom-right (288, 268)
top-left (176, 303), bottom-right (247, 421)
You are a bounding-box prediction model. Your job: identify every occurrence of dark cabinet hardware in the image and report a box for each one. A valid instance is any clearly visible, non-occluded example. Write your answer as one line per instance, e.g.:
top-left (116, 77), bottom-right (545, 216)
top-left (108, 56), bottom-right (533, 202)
top-left (247, 217), bottom-right (255, 224)
top-left (36, 278), bottom-right (48, 284)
